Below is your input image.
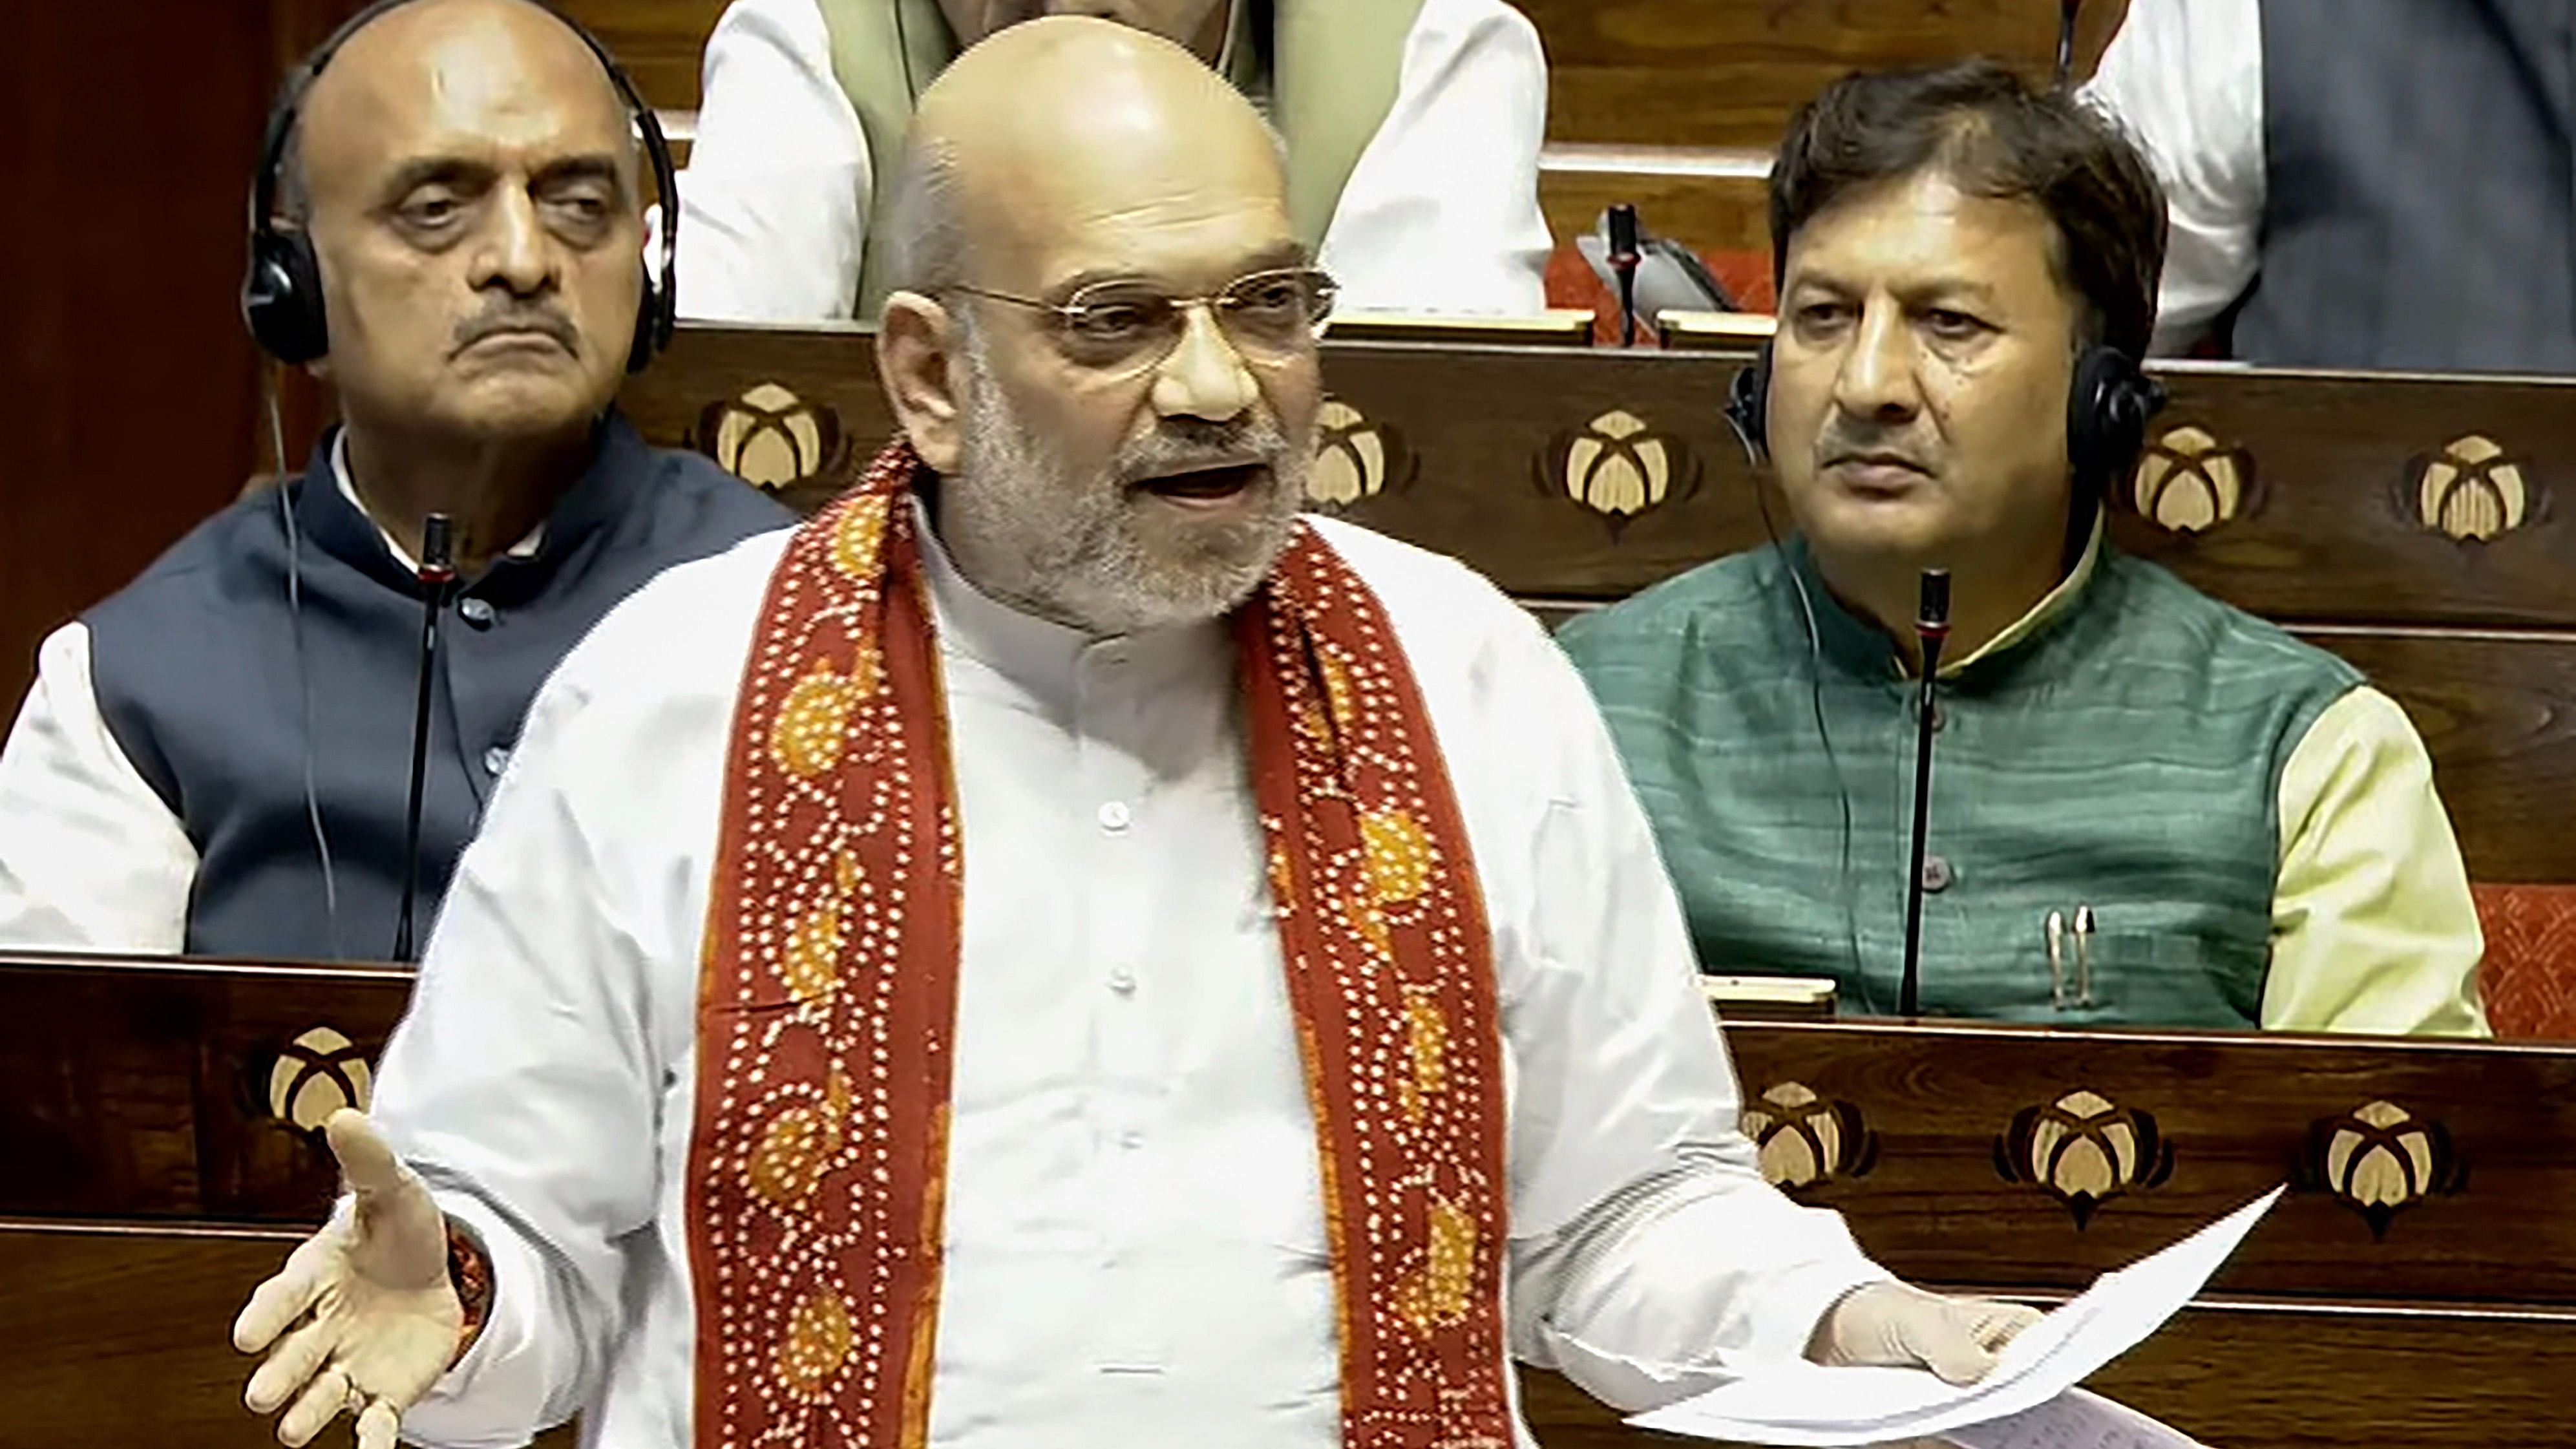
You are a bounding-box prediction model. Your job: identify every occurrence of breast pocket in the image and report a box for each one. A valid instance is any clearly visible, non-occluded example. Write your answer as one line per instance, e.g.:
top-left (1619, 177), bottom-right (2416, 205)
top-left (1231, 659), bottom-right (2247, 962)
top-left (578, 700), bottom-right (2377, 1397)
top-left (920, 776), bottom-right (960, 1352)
top-left (2067, 925), bottom-right (2267, 1028)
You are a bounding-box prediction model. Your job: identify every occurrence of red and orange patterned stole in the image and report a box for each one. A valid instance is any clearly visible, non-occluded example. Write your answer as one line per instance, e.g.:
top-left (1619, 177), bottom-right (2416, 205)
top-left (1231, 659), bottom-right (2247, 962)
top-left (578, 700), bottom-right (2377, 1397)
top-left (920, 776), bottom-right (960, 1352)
top-left (686, 439), bottom-right (1512, 1449)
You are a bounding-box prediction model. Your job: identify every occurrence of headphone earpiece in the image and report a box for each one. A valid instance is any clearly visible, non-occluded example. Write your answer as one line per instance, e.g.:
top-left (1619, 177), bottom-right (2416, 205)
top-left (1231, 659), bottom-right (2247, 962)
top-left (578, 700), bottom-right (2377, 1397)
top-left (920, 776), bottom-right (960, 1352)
top-left (2067, 344), bottom-right (2167, 505)
top-left (244, 227), bottom-right (329, 366)
top-left (1725, 340), bottom-right (1774, 465)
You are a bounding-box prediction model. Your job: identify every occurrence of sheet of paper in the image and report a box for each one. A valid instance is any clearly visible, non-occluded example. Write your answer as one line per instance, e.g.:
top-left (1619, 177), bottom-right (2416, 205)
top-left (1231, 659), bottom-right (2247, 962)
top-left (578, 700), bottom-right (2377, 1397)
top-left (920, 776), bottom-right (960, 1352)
top-left (1940, 1390), bottom-right (2208, 1449)
top-left (1626, 1187), bottom-right (2281, 1446)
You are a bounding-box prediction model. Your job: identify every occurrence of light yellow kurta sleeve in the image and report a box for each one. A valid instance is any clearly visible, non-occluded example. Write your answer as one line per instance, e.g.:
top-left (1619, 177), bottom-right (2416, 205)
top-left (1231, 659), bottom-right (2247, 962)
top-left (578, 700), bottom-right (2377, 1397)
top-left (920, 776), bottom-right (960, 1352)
top-left (2265, 686), bottom-right (2491, 1036)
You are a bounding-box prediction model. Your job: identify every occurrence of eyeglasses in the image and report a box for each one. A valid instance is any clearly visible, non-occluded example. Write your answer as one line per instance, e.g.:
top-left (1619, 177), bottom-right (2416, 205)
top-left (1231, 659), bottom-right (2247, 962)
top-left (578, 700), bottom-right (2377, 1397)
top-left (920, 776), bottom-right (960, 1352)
top-left (947, 266), bottom-right (1338, 377)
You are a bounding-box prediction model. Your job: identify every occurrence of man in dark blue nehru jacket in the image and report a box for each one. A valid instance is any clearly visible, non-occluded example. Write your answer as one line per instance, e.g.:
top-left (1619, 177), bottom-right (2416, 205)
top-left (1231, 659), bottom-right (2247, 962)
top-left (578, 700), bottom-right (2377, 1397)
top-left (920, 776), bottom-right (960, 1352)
top-left (0, 0), bottom-right (790, 960)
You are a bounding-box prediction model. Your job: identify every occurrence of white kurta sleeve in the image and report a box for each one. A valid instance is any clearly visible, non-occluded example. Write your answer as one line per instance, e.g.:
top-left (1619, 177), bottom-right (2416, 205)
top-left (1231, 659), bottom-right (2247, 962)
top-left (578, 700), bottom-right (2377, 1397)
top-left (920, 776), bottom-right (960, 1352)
top-left (2077, 0), bottom-right (2265, 354)
top-left (1318, 0), bottom-right (1553, 315)
top-left (0, 622), bottom-right (196, 952)
top-left (1487, 615), bottom-right (1888, 1413)
top-left (369, 668), bottom-right (670, 1447)
top-left (669, 0), bottom-right (874, 321)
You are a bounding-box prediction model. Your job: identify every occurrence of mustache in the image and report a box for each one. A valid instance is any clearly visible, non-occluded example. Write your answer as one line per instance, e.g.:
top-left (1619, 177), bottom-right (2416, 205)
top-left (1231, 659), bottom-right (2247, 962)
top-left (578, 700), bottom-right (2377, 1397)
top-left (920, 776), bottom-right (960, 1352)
top-left (1815, 427), bottom-right (1936, 472)
top-left (452, 306), bottom-right (579, 356)
top-left (1118, 416), bottom-right (1291, 483)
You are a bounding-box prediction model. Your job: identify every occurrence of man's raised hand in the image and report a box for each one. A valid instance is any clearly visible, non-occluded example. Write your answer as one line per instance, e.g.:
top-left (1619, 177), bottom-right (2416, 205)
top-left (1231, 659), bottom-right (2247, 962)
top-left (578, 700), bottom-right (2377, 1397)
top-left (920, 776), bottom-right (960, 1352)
top-left (232, 1109), bottom-right (465, 1449)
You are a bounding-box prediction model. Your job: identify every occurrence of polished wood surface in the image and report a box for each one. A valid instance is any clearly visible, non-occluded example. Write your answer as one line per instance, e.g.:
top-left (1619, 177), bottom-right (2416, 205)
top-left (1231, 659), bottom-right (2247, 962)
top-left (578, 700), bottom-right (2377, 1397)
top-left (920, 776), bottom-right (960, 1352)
top-left (558, 0), bottom-right (2127, 140)
top-left (564, 0), bottom-right (2127, 266)
top-left (1539, 164), bottom-right (1772, 269)
top-left (8, 955), bottom-right (2570, 1448)
top-left (0, 1223), bottom-right (578, 1449)
top-left (623, 326), bottom-right (2576, 882)
top-left (1519, 0), bottom-right (2126, 150)
top-left (1723, 1020), bottom-right (2576, 1305)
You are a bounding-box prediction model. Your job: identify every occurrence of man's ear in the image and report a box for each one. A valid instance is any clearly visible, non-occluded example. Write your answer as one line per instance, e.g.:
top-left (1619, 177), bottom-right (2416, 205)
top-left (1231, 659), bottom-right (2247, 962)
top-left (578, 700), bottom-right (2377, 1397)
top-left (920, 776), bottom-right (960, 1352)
top-left (877, 290), bottom-right (967, 473)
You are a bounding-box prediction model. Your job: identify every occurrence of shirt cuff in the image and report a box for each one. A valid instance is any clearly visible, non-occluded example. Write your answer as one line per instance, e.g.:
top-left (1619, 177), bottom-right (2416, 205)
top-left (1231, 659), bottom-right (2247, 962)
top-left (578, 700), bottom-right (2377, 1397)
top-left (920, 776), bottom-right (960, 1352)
top-left (399, 1190), bottom-right (564, 1449)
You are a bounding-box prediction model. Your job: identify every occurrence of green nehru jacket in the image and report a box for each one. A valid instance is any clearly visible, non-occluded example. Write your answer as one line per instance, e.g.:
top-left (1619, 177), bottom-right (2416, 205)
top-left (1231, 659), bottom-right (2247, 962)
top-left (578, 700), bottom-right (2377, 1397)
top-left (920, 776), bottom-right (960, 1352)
top-left (1557, 536), bottom-right (2487, 1032)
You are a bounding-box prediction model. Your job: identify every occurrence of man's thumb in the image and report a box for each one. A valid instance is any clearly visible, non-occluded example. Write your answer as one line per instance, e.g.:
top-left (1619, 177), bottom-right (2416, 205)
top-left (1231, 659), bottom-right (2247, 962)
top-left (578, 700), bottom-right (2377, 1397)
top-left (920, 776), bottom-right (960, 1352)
top-left (324, 1110), bottom-right (412, 1198)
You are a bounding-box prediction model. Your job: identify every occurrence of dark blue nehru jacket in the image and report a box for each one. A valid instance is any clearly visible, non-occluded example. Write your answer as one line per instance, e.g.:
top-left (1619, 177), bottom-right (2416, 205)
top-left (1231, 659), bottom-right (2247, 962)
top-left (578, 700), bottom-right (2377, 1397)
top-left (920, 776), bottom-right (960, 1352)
top-left (83, 412), bottom-right (792, 961)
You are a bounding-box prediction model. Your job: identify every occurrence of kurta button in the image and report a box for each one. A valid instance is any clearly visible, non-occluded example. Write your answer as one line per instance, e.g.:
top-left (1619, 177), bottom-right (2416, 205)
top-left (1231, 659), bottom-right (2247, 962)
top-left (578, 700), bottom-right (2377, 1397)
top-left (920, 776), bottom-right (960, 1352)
top-left (459, 597), bottom-right (496, 628)
top-left (483, 745), bottom-right (511, 777)
top-left (1108, 968), bottom-right (1137, 995)
top-left (1921, 855), bottom-right (1954, 893)
top-left (1098, 801), bottom-right (1132, 833)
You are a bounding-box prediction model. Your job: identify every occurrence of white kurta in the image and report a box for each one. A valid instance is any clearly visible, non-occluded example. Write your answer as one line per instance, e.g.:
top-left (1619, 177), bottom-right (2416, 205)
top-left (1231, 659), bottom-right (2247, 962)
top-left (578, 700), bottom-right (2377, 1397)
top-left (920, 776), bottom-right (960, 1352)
top-left (668, 0), bottom-right (1557, 321)
top-left (2076, 0), bottom-right (2266, 355)
top-left (377, 511), bottom-right (1886, 1449)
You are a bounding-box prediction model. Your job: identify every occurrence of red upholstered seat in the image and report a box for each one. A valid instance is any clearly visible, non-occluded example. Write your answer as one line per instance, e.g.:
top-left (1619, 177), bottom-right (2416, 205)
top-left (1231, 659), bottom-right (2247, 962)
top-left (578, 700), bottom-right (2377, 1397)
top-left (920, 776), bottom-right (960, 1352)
top-left (2473, 884), bottom-right (2576, 1040)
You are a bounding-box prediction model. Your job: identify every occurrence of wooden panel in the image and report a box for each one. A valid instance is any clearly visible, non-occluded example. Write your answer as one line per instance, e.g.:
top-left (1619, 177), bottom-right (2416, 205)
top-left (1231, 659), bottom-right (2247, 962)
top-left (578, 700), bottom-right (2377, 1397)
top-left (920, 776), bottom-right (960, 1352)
top-left (0, 955), bottom-right (412, 1222)
top-left (1723, 1021), bottom-right (2576, 1306)
top-left (13, 958), bottom-right (2575, 1309)
top-left (624, 329), bottom-right (2576, 880)
top-left (0, 1223), bottom-right (578, 1449)
top-left (3, 1222), bottom-right (2558, 1449)
top-left (1538, 164), bottom-right (1771, 264)
top-left (2107, 366), bottom-right (2576, 631)
top-left (556, 0), bottom-right (2127, 137)
top-left (633, 330), bottom-right (2576, 629)
top-left (1521, 1305), bottom-right (2576, 1449)
top-left (10, 962), bottom-right (2570, 1446)
top-left (556, 0), bottom-right (724, 114)
top-left (1519, 0), bottom-right (2128, 149)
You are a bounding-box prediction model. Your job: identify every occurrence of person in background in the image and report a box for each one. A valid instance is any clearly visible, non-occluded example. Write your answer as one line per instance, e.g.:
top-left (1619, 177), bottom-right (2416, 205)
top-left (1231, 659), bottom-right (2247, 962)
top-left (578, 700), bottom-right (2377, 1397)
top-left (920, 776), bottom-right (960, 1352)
top-left (229, 23), bottom-right (2037, 1449)
top-left (0, 0), bottom-right (788, 960)
top-left (2084, 0), bottom-right (2576, 372)
top-left (671, 0), bottom-right (1553, 321)
top-left (1559, 61), bottom-right (2489, 1036)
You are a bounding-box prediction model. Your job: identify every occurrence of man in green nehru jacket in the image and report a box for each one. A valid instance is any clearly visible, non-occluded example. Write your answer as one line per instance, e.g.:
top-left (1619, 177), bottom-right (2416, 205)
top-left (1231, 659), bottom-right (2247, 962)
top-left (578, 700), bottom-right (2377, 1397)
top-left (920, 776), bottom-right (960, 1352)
top-left (1557, 60), bottom-right (2488, 1036)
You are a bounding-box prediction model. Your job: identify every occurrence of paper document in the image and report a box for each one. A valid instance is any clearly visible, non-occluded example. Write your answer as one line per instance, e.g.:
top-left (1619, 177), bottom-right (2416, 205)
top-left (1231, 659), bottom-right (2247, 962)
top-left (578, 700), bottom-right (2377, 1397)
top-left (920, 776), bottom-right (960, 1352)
top-left (1941, 1389), bottom-right (2207, 1448)
top-left (1627, 1187), bottom-right (2281, 1446)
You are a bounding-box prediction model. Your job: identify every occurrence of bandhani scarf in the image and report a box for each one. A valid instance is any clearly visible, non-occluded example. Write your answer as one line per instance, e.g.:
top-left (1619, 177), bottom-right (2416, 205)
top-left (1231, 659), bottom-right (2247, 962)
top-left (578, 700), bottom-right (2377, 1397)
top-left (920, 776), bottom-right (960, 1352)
top-left (685, 439), bottom-right (1512, 1448)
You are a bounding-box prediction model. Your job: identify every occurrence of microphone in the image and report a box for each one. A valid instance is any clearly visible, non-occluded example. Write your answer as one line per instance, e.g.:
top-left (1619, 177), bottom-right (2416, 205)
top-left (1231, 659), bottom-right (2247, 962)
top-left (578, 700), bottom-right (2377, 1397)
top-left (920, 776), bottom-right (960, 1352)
top-left (2054, 0), bottom-right (2083, 90)
top-left (394, 513), bottom-right (456, 962)
top-left (1899, 569), bottom-right (1952, 1019)
top-left (1607, 204), bottom-right (1643, 347)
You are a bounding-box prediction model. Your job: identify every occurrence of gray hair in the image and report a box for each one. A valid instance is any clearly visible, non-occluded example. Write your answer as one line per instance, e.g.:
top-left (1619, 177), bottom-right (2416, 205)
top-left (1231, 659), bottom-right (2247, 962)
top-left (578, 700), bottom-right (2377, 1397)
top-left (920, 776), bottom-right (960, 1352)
top-left (880, 133), bottom-right (970, 305)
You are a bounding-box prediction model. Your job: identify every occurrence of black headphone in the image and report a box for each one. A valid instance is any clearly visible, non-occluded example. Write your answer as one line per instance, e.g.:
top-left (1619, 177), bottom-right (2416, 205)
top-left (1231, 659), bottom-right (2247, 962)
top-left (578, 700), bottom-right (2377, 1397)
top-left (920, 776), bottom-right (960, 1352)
top-left (1724, 339), bottom-right (2167, 506)
top-left (242, 0), bottom-right (679, 374)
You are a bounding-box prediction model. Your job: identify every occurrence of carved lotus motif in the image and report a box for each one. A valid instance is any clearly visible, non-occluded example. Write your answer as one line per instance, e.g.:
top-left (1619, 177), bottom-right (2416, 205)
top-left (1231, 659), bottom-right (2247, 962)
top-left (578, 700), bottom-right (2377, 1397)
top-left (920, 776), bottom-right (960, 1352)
top-left (1306, 399), bottom-right (1411, 508)
top-left (2301, 1099), bottom-right (2465, 1239)
top-left (1549, 410), bottom-right (1697, 530)
top-left (1740, 1082), bottom-right (1877, 1191)
top-left (698, 382), bottom-right (849, 494)
top-left (2416, 435), bottom-right (2532, 541)
top-left (1995, 1089), bottom-right (2174, 1228)
top-left (2131, 425), bottom-right (2252, 534)
top-left (267, 1026), bottom-right (372, 1133)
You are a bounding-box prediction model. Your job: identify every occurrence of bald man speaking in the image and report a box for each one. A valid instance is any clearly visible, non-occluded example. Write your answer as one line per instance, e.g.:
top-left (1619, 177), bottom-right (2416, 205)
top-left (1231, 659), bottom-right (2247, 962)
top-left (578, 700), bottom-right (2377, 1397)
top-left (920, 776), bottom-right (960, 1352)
top-left (231, 21), bottom-right (2029, 1449)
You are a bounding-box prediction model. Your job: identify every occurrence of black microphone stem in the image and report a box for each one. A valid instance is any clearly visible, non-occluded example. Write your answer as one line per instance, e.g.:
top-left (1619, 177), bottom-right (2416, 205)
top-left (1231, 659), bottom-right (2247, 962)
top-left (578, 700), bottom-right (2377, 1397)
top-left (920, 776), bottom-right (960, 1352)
top-left (1608, 204), bottom-right (1643, 348)
top-left (1900, 569), bottom-right (1952, 1019)
top-left (395, 514), bottom-right (456, 963)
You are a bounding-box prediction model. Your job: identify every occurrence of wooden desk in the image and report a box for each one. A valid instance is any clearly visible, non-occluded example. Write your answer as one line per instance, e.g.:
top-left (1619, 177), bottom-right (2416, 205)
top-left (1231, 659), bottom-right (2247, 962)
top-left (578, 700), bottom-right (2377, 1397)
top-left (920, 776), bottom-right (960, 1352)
top-left (626, 328), bottom-right (2576, 885)
top-left (5, 953), bottom-right (2568, 1447)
